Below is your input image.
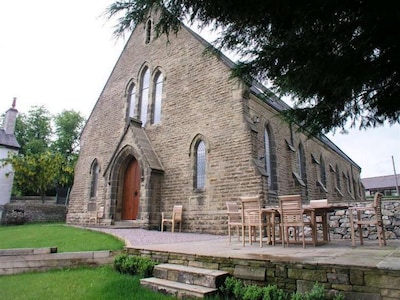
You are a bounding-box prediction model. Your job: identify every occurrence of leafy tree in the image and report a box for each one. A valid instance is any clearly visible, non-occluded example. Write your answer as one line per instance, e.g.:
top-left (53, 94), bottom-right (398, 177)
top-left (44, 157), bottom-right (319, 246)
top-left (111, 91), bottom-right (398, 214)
top-left (15, 106), bottom-right (52, 155)
top-left (106, 1), bottom-right (400, 134)
top-left (52, 110), bottom-right (85, 155)
top-left (3, 106), bottom-right (86, 197)
top-left (52, 110), bottom-right (85, 188)
top-left (4, 151), bottom-right (63, 201)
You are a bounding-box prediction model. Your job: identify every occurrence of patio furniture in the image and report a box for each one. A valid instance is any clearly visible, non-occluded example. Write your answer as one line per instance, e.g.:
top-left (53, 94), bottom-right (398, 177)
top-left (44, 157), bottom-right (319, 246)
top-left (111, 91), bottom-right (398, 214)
top-left (279, 194), bottom-right (315, 248)
top-left (349, 192), bottom-right (386, 247)
top-left (161, 205), bottom-right (183, 232)
top-left (310, 199), bottom-right (330, 241)
top-left (240, 196), bottom-right (269, 247)
top-left (226, 201), bottom-right (242, 242)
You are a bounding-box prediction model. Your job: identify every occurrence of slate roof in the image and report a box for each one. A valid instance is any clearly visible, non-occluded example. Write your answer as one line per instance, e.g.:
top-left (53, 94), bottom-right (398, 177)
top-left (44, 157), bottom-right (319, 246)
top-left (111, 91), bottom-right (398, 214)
top-left (362, 174), bottom-right (400, 190)
top-left (185, 25), bottom-right (360, 170)
top-left (0, 128), bottom-right (20, 149)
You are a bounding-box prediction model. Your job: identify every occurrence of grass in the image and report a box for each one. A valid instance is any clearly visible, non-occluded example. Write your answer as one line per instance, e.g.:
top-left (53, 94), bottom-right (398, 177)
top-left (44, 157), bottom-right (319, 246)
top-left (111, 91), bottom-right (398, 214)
top-left (0, 265), bottom-right (177, 300)
top-left (0, 223), bottom-right (176, 299)
top-left (0, 223), bottom-right (125, 252)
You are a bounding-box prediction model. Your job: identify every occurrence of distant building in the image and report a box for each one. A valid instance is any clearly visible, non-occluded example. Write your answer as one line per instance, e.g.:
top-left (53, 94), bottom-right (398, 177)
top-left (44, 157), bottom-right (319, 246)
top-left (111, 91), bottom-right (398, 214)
top-left (0, 98), bottom-right (20, 211)
top-left (362, 174), bottom-right (400, 197)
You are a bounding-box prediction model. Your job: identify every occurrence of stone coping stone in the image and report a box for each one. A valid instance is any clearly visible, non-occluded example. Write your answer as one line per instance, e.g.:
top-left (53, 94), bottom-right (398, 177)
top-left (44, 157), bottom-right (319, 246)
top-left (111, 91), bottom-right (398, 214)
top-left (0, 247), bottom-right (57, 256)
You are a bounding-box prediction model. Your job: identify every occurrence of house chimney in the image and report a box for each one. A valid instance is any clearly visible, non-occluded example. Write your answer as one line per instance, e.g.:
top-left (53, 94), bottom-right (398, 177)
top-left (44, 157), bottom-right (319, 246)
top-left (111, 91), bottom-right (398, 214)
top-left (4, 97), bottom-right (18, 134)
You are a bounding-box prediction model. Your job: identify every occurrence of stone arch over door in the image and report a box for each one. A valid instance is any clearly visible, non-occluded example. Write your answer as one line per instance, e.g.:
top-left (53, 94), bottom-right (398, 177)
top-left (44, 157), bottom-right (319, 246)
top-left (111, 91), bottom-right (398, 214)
top-left (108, 145), bottom-right (144, 222)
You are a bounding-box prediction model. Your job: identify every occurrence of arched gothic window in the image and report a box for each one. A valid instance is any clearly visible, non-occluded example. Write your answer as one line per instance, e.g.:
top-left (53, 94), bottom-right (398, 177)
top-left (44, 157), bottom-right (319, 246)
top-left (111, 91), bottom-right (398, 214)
top-left (298, 143), bottom-right (306, 180)
top-left (195, 140), bottom-right (206, 190)
top-left (90, 160), bottom-right (100, 198)
top-left (152, 71), bottom-right (163, 124)
top-left (145, 19), bottom-right (152, 44)
top-left (128, 83), bottom-right (136, 118)
top-left (335, 165), bottom-right (341, 190)
top-left (140, 68), bottom-right (150, 126)
top-left (320, 155), bottom-right (327, 186)
top-left (264, 126), bottom-right (277, 189)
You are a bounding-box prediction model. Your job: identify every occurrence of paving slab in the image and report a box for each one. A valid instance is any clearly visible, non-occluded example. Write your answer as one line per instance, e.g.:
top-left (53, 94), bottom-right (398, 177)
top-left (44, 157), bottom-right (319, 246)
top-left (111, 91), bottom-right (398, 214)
top-left (91, 227), bottom-right (400, 271)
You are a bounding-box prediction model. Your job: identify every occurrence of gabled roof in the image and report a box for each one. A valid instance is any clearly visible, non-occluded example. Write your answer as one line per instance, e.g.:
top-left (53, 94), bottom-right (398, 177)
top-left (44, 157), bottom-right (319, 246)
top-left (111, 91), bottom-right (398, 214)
top-left (362, 174), bottom-right (400, 190)
top-left (184, 24), bottom-right (360, 170)
top-left (0, 129), bottom-right (20, 149)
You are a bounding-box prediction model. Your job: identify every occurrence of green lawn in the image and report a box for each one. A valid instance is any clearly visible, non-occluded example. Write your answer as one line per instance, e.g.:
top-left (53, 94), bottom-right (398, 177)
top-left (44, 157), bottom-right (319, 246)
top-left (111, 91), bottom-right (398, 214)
top-left (0, 266), bottom-right (177, 300)
top-left (0, 223), bottom-right (124, 252)
top-left (0, 223), bottom-right (175, 299)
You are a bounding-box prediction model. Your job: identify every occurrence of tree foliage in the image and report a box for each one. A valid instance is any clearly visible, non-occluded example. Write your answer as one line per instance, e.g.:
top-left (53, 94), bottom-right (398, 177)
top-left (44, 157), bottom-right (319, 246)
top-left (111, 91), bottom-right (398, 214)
top-left (106, 0), bottom-right (400, 134)
top-left (5, 152), bottom-right (63, 201)
top-left (15, 106), bottom-right (52, 155)
top-left (2, 107), bottom-right (85, 197)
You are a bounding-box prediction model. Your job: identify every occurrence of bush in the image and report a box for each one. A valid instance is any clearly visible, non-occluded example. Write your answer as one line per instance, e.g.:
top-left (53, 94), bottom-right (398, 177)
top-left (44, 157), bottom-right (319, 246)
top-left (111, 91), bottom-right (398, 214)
top-left (113, 253), bottom-right (156, 278)
top-left (220, 277), bottom-right (343, 300)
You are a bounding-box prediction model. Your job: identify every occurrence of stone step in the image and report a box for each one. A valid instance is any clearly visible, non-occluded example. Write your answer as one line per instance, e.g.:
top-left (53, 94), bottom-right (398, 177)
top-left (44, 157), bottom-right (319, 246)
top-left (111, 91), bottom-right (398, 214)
top-left (140, 277), bottom-right (218, 299)
top-left (154, 263), bottom-right (229, 288)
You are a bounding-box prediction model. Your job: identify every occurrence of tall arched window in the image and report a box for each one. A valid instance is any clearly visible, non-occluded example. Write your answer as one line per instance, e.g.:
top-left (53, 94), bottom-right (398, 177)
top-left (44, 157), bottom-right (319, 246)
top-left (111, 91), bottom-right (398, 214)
top-left (140, 68), bottom-right (150, 126)
top-left (152, 72), bottom-right (163, 124)
top-left (195, 140), bottom-right (206, 190)
top-left (347, 171), bottom-right (352, 194)
top-left (320, 155), bottom-right (327, 186)
top-left (90, 160), bottom-right (99, 198)
top-left (264, 127), bottom-right (272, 187)
top-left (335, 165), bottom-right (341, 190)
top-left (128, 83), bottom-right (136, 118)
top-left (145, 19), bottom-right (152, 44)
top-left (298, 143), bottom-right (306, 180)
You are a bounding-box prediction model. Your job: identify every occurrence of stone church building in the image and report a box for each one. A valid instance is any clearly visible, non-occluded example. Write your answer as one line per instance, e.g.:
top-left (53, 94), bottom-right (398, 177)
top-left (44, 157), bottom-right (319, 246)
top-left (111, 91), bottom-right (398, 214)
top-left (66, 17), bottom-right (364, 234)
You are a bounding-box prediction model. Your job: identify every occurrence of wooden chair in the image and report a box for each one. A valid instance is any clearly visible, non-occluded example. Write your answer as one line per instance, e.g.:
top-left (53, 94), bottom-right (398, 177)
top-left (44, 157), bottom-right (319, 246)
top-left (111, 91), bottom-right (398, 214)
top-left (226, 202), bottom-right (242, 242)
top-left (349, 192), bottom-right (386, 247)
top-left (310, 199), bottom-right (330, 241)
top-left (240, 196), bottom-right (269, 247)
top-left (279, 195), bottom-right (315, 248)
top-left (161, 205), bottom-right (183, 232)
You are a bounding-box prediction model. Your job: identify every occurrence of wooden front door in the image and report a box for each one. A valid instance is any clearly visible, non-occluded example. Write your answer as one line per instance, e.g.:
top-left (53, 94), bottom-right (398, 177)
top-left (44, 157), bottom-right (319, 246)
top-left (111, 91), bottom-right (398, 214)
top-left (122, 158), bottom-right (140, 220)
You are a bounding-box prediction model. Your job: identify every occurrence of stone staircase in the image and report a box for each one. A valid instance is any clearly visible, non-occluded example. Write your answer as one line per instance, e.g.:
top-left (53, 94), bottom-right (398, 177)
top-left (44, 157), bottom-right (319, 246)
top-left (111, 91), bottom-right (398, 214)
top-left (140, 263), bottom-right (229, 299)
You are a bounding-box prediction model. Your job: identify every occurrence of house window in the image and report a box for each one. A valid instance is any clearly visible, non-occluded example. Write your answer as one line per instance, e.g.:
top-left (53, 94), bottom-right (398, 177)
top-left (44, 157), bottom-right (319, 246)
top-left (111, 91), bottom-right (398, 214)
top-left (145, 19), bottom-right (152, 44)
top-left (90, 160), bottom-right (99, 198)
top-left (140, 68), bottom-right (150, 126)
top-left (128, 83), bottom-right (136, 118)
top-left (152, 72), bottom-right (163, 124)
top-left (195, 140), bottom-right (206, 190)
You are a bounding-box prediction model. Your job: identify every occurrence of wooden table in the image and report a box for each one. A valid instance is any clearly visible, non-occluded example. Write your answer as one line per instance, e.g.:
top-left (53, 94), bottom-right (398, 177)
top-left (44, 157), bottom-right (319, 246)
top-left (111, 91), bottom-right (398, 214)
top-left (303, 204), bottom-right (349, 244)
top-left (262, 204), bottom-right (349, 246)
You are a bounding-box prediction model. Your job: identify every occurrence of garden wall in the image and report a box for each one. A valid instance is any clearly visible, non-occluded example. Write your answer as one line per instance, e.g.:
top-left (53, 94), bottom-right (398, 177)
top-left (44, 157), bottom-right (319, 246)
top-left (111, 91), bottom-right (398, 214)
top-left (0, 203), bottom-right (67, 225)
top-left (328, 200), bottom-right (400, 240)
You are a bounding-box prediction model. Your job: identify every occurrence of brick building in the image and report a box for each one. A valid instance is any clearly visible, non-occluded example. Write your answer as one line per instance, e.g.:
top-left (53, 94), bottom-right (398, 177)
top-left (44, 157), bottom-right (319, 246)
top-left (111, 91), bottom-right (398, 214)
top-left (66, 17), bottom-right (364, 233)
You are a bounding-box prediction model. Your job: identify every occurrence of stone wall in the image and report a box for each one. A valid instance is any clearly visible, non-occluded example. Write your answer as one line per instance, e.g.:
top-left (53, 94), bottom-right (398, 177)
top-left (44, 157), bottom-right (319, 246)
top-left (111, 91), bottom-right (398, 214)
top-left (127, 248), bottom-right (400, 300)
top-left (327, 200), bottom-right (400, 240)
top-left (1, 203), bottom-right (67, 225)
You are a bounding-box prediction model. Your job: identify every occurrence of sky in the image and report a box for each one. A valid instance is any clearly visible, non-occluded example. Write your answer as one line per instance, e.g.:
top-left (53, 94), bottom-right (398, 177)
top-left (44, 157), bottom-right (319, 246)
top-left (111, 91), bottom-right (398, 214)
top-left (0, 0), bottom-right (399, 179)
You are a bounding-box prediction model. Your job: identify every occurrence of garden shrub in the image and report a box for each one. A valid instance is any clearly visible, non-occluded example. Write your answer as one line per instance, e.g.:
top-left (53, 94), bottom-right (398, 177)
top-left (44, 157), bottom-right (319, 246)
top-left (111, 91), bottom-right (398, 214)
top-left (220, 277), bottom-right (343, 300)
top-left (113, 253), bottom-right (156, 278)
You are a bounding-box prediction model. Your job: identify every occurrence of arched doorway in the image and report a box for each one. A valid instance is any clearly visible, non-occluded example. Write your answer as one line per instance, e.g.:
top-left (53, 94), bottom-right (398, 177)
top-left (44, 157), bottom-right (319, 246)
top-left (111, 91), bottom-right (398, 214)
top-left (122, 157), bottom-right (140, 220)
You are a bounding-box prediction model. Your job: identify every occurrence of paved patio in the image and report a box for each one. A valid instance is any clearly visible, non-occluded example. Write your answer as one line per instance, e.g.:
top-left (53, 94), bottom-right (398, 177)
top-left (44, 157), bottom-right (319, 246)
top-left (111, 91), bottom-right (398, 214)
top-left (92, 228), bottom-right (400, 271)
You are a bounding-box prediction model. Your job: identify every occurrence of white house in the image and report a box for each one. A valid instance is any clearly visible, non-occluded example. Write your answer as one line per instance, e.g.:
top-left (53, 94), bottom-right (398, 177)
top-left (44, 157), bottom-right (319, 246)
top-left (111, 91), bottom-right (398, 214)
top-left (0, 98), bottom-right (20, 214)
